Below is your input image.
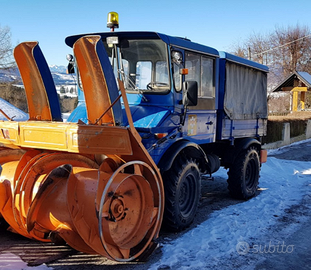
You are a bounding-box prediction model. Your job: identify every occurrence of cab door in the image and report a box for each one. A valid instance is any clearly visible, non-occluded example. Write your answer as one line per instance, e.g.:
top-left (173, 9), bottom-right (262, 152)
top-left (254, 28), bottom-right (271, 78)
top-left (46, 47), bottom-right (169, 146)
top-left (183, 51), bottom-right (217, 143)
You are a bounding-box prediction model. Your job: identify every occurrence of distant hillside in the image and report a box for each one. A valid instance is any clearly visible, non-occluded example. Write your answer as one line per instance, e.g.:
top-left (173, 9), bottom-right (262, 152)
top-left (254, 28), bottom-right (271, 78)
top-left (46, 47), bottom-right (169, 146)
top-left (0, 67), bottom-right (21, 84)
top-left (49, 65), bottom-right (67, 73)
top-left (0, 65), bottom-right (76, 86)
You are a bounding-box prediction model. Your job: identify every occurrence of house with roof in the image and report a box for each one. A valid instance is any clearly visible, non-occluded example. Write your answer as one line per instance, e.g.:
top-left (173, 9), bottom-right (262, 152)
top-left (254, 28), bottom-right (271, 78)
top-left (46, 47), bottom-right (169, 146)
top-left (272, 71), bottom-right (311, 112)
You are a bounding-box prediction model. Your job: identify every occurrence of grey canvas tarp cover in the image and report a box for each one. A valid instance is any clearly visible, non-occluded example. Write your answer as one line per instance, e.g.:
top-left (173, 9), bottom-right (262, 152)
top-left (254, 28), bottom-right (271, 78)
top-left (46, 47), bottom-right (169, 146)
top-left (224, 62), bottom-right (268, 120)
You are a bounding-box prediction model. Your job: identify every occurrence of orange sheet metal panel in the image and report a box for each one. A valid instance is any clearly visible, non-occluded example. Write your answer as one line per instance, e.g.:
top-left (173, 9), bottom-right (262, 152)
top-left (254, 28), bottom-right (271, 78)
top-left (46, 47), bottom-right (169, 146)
top-left (0, 121), bottom-right (19, 145)
top-left (0, 121), bottom-right (132, 155)
top-left (19, 122), bottom-right (67, 150)
top-left (67, 124), bottom-right (132, 155)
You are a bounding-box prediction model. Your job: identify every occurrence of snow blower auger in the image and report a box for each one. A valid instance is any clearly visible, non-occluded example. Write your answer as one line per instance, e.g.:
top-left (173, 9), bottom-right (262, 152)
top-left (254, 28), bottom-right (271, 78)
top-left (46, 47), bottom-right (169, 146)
top-left (0, 36), bottom-right (164, 262)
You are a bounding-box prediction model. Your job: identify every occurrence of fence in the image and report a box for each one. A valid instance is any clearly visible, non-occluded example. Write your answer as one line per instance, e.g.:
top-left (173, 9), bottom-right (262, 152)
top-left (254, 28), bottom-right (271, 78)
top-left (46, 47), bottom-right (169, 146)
top-left (263, 119), bottom-right (311, 149)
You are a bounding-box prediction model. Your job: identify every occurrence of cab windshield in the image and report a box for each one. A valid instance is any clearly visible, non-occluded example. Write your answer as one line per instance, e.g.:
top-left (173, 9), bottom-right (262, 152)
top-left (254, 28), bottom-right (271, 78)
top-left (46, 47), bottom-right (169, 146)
top-left (103, 38), bottom-right (170, 94)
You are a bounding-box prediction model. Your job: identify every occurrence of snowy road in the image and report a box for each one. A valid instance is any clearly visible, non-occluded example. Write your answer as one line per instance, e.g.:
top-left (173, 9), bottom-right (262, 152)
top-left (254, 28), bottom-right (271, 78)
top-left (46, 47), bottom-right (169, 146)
top-left (149, 141), bottom-right (311, 270)
top-left (0, 140), bottom-right (310, 270)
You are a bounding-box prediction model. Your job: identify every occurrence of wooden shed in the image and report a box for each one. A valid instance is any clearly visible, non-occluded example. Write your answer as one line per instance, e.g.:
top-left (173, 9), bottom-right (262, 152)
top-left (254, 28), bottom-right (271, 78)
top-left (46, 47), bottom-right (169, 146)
top-left (272, 71), bottom-right (311, 112)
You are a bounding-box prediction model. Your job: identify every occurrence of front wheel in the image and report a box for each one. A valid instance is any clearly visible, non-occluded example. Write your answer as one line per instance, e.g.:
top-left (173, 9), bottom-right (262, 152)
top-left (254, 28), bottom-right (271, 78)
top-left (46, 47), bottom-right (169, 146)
top-left (227, 147), bottom-right (260, 200)
top-left (162, 155), bottom-right (201, 231)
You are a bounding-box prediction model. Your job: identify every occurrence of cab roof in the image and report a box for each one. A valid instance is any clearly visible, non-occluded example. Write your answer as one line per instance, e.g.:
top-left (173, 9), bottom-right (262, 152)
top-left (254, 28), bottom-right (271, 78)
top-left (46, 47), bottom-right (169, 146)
top-left (65, 31), bottom-right (219, 58)
top-left (219, 51), bottom-right (269, 72)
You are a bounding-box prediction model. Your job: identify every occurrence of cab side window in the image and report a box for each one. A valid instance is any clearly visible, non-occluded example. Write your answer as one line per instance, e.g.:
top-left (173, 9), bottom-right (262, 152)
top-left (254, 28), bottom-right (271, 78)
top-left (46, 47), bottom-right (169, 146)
top-left (201, 56), bottom-right (215, 98)
top-left (185, 51), bottom-right (215, 109)
top-left (185, 52), bottom-right (201, 92)
top-left (173, 62), bottom-right (182, 91)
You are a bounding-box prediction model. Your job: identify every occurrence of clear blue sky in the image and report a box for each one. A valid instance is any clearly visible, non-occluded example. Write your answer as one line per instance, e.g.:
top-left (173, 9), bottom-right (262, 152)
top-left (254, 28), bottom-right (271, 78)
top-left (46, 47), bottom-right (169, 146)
top-left (2, 0), bottom-right (311, 66)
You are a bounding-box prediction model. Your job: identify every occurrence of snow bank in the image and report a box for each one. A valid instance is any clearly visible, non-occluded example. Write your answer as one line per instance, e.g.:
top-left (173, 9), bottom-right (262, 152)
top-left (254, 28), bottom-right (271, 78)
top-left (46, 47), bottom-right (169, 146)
top-left (0, 98), bottom-right (70, 122)
top-left (0, 98), bottom-right (28, 121)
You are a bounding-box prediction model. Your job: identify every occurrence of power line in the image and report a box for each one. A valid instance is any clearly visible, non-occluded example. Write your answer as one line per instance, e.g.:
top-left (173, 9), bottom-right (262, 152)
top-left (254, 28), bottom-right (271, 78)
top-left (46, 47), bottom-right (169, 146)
top-left (252, 34), bottom-right (311, 57)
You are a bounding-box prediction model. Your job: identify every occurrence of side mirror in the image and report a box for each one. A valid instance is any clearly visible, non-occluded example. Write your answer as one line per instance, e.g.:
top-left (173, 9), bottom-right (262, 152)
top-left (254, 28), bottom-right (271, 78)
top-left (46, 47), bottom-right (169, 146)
top-left (183, 81), bottom-right (198, 106)
top-left (67, 62), bottom-right (75, 74)
top-left (66, 54), bottom-right (75, 74)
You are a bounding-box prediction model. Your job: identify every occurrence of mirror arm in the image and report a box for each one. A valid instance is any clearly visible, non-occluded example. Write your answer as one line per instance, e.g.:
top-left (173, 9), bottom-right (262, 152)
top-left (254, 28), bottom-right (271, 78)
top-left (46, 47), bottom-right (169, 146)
top-left (181, 105), bottom-right (188, 126)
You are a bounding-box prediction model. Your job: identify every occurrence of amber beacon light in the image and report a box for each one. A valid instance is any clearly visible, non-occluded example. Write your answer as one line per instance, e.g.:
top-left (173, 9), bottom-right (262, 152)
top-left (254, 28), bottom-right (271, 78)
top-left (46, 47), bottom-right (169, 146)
top-left (107, 12), bottom-right (119, 32)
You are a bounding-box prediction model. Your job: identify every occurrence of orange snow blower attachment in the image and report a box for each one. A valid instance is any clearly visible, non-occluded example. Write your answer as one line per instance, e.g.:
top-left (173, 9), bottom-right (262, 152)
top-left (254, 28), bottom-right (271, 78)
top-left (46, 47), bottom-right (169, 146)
top-left (0, 36), bottom-right (164, 262)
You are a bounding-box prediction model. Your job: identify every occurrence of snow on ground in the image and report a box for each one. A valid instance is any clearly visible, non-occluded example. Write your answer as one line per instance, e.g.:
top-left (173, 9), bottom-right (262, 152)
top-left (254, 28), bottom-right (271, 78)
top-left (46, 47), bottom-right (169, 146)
top-left (62, 113), bottom-right (70, 122)
top-left (267, 138), bottom-right (311, 156)
top-left (150, 147), bottom-right (311, 269)
top-left (0, 97), bottom-right (70, 123)
top-left (0, 98), bottom-right (28, 121)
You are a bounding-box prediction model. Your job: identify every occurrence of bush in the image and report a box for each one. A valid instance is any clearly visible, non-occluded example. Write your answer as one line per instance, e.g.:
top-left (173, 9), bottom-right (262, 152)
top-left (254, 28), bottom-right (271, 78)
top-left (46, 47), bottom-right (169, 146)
top-left (0, 83), bottom-right (28, 112)
top-left (59, 95), bottom-right (78, 113)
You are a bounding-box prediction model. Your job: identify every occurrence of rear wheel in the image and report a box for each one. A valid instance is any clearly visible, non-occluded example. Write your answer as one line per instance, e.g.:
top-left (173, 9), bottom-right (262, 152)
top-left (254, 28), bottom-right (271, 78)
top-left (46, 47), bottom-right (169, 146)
top-left (163, 155), bottom-right (201, 231)
top-left (227, 147), bottom-right (260, 200)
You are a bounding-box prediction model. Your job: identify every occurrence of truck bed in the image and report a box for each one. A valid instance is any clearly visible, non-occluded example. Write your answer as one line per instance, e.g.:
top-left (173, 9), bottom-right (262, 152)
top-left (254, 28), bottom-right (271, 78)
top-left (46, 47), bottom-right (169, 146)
top-left (220, 117), bottom-right (267, 140)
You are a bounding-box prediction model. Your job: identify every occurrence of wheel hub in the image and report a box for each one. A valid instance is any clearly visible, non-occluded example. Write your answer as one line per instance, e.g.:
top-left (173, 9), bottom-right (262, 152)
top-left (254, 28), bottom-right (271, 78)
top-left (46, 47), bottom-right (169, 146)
top-left (110, 197), bottom-right (126, 221)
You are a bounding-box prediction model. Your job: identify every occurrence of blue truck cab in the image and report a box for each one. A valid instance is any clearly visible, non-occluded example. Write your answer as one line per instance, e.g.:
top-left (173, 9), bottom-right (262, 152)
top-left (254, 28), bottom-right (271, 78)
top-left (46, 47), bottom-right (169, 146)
top-left (65, 30), bottom-right (268, 231)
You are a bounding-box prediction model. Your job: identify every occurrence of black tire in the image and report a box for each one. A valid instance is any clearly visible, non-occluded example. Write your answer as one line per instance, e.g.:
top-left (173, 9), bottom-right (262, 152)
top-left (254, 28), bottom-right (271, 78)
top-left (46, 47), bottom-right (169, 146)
top-left (162, 155), bottom-right (201, 231)
top-left (227, 147), bottom-right (260, 200)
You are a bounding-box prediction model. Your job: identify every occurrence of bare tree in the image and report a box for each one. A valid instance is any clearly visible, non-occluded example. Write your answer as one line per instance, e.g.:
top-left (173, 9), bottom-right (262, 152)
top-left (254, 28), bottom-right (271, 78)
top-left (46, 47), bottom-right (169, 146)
top-left (0, 25), bottom-right (15, 69)
top-left (270, 25), bottom-right (311, 79)
top-left (231, 32), bottom-right (271, 63)
top-left (231, 24), bottom-right (311, 90)
top-left (247, 33), bottom-right (271, 64)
